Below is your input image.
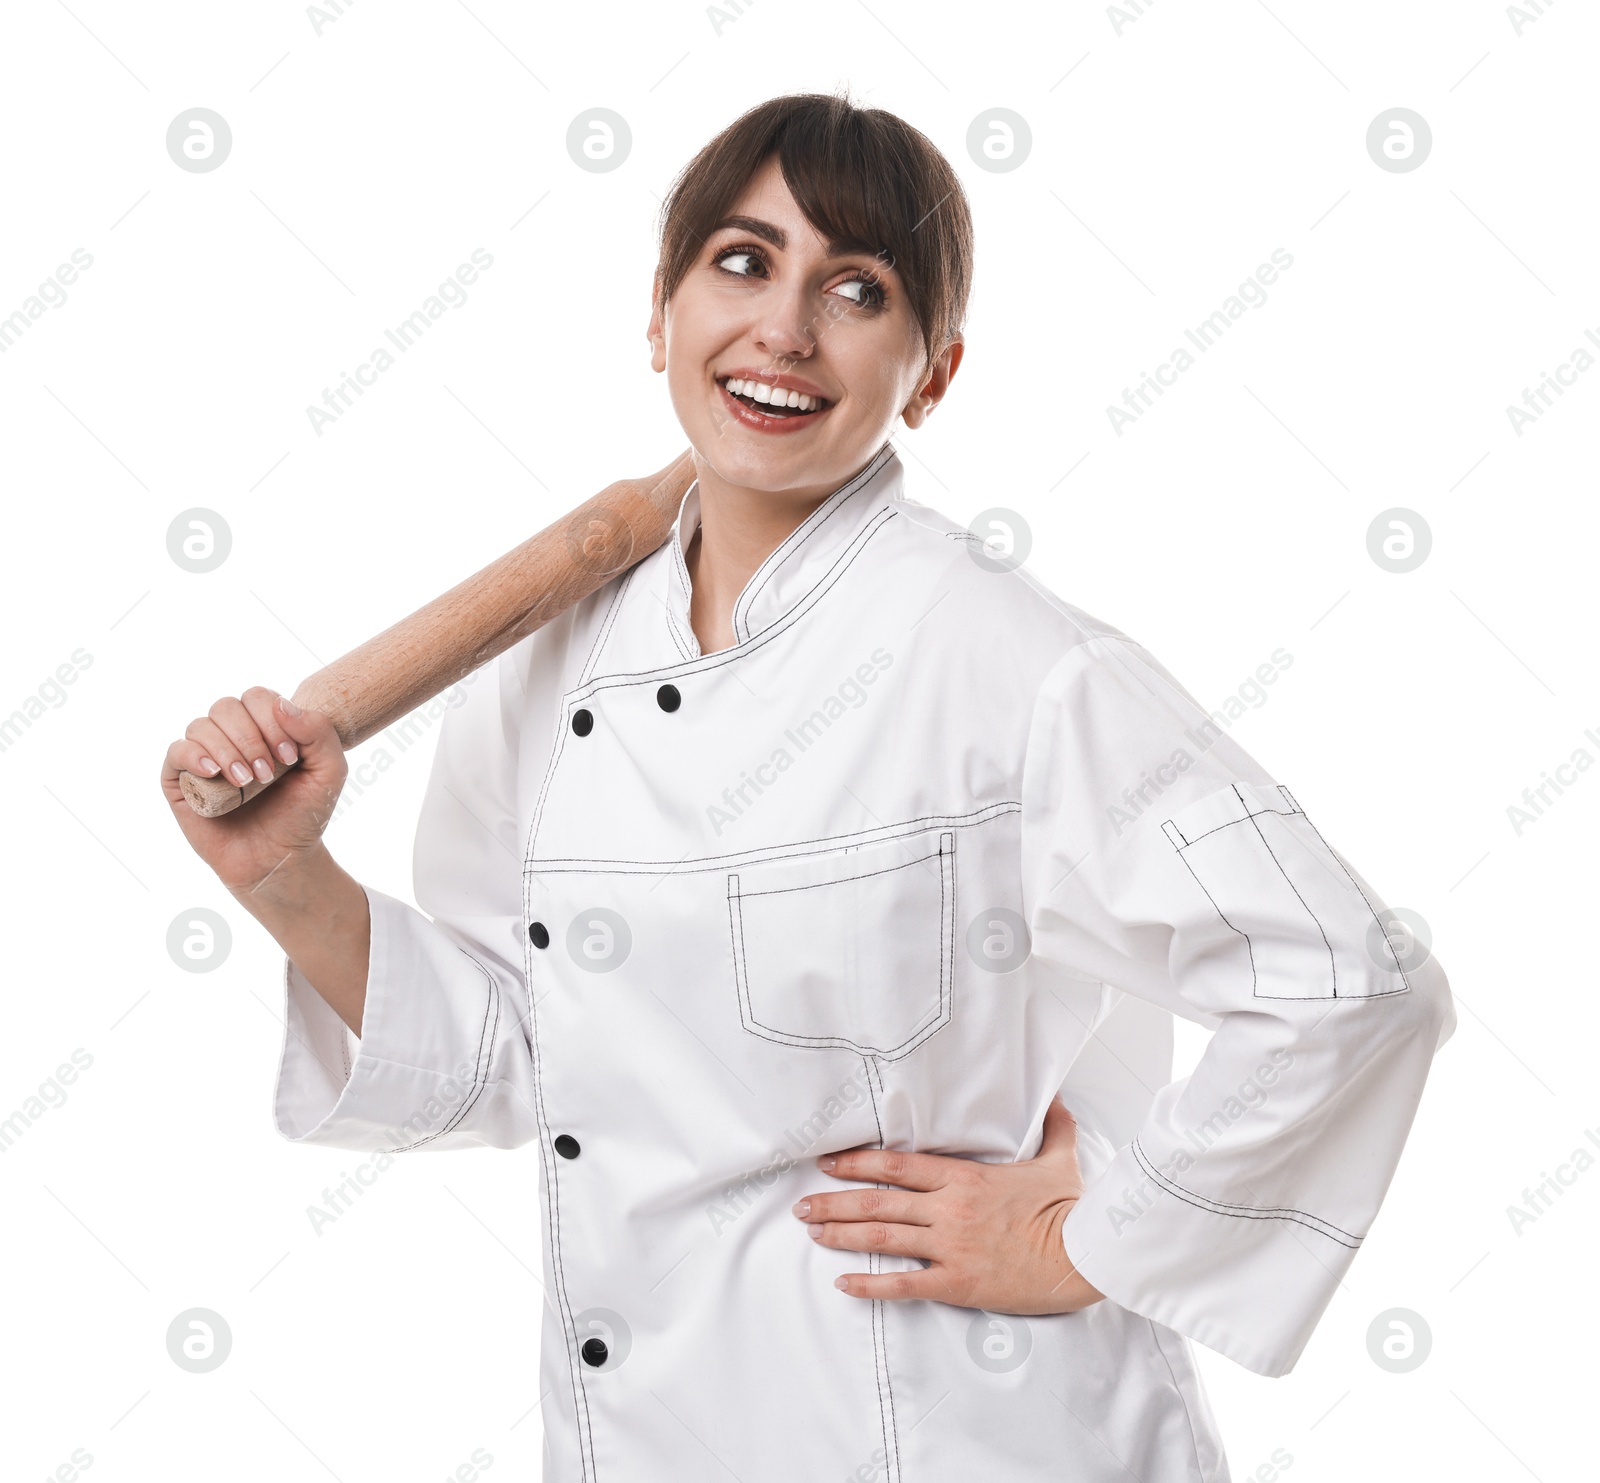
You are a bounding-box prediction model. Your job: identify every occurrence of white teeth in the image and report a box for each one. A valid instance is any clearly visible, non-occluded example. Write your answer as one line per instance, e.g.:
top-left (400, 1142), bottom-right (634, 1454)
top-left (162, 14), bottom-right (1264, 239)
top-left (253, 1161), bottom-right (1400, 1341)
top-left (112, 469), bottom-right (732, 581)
top-left (723, 377), bottom-right (822, 412)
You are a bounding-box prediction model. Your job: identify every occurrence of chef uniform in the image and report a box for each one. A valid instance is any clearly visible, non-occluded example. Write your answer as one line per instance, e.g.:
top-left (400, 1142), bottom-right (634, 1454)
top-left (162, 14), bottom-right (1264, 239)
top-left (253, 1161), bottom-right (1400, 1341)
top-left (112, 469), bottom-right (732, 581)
top-left (273, 441), bottom-right (1454, 1481)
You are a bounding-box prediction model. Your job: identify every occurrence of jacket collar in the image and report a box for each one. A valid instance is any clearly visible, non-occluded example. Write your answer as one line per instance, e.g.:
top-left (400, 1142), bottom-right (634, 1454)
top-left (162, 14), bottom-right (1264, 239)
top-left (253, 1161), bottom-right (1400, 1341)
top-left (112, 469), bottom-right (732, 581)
top-left (662, 441), bottom-right (902, 658)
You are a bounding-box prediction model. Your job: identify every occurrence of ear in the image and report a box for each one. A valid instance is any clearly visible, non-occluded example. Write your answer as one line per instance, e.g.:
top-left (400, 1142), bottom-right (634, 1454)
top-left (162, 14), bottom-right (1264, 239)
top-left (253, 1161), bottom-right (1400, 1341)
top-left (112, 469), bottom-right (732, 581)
top-left (900, 336), bottom-right (964, 430)
top-left (647, 272), bottom-right (667, 373)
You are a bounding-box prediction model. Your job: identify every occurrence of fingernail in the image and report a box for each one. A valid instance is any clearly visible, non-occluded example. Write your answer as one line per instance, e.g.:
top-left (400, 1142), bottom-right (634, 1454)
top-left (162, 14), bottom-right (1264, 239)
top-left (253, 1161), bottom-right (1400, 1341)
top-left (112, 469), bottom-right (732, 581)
top-left (229, 761), bottom-right (252, 785)
top-left (808, 1224), bottom-right (824, 1240)
top-left (278, 695), bottom-right (302, 717)
top-left (792, 1200), bottom-right (810, 1218)
top-left (277, 741), bottom-right (298, 764)
top-left (834, 1276), bottom-right (850, 1291)
top-left (197, 756), bottom-right (220, 776)
top-left (817, 1156), bottom-right (836, 1173)
top-left (253, 758), bottom-right (274, 782)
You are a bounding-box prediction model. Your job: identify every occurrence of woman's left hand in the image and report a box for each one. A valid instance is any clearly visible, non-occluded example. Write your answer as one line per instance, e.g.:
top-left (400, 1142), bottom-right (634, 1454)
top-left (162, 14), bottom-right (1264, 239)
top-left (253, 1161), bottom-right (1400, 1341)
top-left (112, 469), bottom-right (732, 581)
top-left (793, 1097), bottom-right (1106, 1315)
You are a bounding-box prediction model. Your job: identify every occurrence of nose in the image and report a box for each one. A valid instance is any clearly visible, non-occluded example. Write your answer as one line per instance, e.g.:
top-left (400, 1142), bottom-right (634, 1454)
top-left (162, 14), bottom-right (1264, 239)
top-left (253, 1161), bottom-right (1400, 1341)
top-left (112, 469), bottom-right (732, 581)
top-left (752, 282), bottom-right (817, 363)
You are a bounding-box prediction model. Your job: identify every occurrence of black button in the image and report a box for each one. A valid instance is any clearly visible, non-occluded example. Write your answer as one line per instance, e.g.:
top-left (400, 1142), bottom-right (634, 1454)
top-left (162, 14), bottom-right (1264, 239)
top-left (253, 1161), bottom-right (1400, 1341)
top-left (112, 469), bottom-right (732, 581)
top-left (528, 921), bottom-right (549, 949)
top-left (554, 1134), bottom-right (581, 1159)
top-left (581, 1337), bottom-right (608, 1367)
top-left (656, 683), bottom-right (681, 713)
top-left (571, 708), bottom-right (593, 736)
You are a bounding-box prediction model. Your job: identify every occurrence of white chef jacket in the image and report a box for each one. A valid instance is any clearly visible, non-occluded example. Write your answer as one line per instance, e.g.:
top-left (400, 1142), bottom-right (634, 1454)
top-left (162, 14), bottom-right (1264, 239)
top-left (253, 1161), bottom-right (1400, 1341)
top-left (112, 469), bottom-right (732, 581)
top-left (274, 441), bottom-right (1454, 1481)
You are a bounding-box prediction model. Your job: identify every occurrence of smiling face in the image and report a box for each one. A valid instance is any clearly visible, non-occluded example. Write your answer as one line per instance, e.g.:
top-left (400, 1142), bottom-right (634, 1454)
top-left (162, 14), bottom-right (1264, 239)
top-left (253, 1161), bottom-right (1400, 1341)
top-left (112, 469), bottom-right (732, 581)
top-left (647, 155), bottom-right (962, 505)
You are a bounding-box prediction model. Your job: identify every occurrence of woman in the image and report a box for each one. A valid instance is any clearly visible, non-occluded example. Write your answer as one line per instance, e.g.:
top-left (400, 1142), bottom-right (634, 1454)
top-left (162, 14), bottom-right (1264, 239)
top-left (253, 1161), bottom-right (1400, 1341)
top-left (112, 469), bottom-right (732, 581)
top-left (163, 94), bottom-right (1453, 1481)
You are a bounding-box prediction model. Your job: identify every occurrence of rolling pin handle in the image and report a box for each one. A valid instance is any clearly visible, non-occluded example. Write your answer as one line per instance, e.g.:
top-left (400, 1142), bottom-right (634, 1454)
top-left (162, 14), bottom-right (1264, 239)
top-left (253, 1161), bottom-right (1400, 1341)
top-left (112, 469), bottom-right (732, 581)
top-left (178, 757), bottom-right (296, 819)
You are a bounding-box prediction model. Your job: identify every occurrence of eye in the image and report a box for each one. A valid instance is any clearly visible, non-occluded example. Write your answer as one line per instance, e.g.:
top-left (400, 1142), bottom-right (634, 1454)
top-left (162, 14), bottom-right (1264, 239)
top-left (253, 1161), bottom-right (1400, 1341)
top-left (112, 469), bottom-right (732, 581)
top-left (832, 274), bottom-right (888, 311)
top-left (710, 243), bottom-right (889, 311)
top-left (712, 244), bottom-right (769, 280)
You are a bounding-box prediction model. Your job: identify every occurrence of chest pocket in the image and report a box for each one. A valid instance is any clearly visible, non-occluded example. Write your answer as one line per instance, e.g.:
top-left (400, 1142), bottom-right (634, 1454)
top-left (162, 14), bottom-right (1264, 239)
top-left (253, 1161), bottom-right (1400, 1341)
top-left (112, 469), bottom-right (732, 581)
top-left (727, 828), bottom-right (955, 1060)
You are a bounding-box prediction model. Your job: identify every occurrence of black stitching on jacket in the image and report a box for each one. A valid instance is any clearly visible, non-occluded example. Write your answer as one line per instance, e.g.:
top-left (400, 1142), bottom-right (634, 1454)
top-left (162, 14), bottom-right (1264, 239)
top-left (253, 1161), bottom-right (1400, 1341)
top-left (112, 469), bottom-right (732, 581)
top-left (519, 866), bottom-right (595, 1475)
top-left (869, 1281), bottom-right (903, 1483)
top-left (528, 801), bottom-right (1018, 876)
top-left (734, 841), bottom-right (945, 900)
top-left (664, 535), bottom-right (699, 661)
top-left (577, 564), bottom-right (637, 687)
top-left (1289, 789), bottom-right (1414, 994)
top-left (664, 491), bottom-right (708, 662)
top-left (732, 444), bottom-right (895, 641)
top-left (1163, 789), bottom-right (1298, 848)
top-left (863, 1056), bottom-right (885, 1147)
top-left (391, 951), bottom-right (499, 1152)
top-left (1242, 799), bottom-right (1340, 995)
top-left (1131, 1137), bottom-right (1364, 1248)
top-left (726, 833), bottom-right (955, 1060)
top-left (1166, 846), bottom-right (1260, 997)
top-left (569, 504), bottom-right (898, 695)
top-left (524, 502), bottom-right (903, 860)
top-left (861, 1030), bottom-right (904, 1483)
top-left (869, 1292), bottom-right (893, 1483)
top-left (1162, 786), bottom-right (1413, 1001)
top-left (881, 1296), bottom-right (902, 1483)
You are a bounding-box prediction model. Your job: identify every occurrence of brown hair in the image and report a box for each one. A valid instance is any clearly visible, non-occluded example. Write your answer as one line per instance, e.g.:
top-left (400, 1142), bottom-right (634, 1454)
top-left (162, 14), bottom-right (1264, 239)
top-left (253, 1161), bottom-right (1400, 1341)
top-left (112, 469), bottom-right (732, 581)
top-left (654, 92), bottom-right (974, 375)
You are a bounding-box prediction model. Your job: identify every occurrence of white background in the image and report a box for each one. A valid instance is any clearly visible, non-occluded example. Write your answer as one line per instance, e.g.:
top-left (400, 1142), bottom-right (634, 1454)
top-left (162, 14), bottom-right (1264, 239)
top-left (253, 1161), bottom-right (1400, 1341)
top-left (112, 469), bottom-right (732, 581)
top-left (1, 1), bottom-right (1594, 1479)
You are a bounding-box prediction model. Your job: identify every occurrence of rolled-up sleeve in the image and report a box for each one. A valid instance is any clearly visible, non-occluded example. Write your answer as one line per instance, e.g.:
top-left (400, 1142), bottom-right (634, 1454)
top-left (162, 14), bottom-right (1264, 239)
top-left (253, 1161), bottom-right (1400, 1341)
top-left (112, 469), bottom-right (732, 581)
top-left (271, 647), bottom-right (541, 1153)
top-left (1027, 634), bottom-right (1455, 1377)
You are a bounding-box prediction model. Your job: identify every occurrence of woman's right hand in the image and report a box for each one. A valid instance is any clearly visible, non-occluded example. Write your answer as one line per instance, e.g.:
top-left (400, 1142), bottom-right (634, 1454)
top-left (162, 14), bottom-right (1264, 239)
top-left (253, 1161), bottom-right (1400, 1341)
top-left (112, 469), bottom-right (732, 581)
top-left (162, 687), bottom-right (348, 900)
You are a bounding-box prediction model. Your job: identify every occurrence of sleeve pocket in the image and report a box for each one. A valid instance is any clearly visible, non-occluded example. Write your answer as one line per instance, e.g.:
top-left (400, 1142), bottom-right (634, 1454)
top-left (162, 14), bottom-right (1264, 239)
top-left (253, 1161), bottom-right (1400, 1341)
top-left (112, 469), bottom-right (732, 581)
top-left (1160, 783), bottom-right (1408, 1001)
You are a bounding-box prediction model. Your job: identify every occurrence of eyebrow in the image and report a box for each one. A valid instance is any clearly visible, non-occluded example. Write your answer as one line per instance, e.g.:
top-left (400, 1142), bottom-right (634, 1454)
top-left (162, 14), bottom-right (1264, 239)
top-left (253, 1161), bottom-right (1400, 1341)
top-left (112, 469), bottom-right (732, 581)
top-left (710, 214), bottom-right (885, 263)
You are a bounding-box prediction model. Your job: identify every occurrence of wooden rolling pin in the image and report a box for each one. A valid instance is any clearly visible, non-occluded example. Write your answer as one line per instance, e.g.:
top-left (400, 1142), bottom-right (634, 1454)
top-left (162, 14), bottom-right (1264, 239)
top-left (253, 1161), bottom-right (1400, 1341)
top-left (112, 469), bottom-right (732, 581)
top-left (179, 450), bottom-right (696, 818)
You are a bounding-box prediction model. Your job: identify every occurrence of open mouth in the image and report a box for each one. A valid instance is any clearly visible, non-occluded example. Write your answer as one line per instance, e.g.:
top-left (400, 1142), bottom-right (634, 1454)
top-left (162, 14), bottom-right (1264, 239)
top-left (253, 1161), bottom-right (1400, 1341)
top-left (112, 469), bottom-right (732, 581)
top-left (717, 375), bottom-right (832, 423)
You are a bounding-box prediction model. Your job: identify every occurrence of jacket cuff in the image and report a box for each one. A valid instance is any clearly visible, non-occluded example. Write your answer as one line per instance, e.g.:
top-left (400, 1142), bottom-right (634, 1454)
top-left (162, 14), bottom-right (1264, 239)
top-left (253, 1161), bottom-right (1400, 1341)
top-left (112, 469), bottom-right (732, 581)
top-left (271, 885), bottom-right (514, 1151)
top-left (1061, 1143), bottom-right (1357, 1377)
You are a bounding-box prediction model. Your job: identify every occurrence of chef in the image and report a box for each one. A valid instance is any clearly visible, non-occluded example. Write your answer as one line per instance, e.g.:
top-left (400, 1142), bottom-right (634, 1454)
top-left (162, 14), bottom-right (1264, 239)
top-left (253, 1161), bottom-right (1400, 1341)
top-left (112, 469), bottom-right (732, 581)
top-left (258, 428), bottom-right (1452, 1478)
top-left (165, 94), bottom-right (1455, 1481)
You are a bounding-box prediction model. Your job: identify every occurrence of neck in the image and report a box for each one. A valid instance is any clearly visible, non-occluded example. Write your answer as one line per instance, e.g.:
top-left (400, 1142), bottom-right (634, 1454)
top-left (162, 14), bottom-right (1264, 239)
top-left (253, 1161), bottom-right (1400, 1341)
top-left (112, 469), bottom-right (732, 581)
top-left (683, 453), bottom-right (875, 654)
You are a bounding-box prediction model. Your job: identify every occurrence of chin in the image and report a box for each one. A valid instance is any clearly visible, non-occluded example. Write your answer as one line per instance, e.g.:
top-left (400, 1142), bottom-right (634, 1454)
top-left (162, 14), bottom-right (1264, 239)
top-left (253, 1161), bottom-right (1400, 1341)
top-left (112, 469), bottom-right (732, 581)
top-left (706, 442), bottom-right (849, 493)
